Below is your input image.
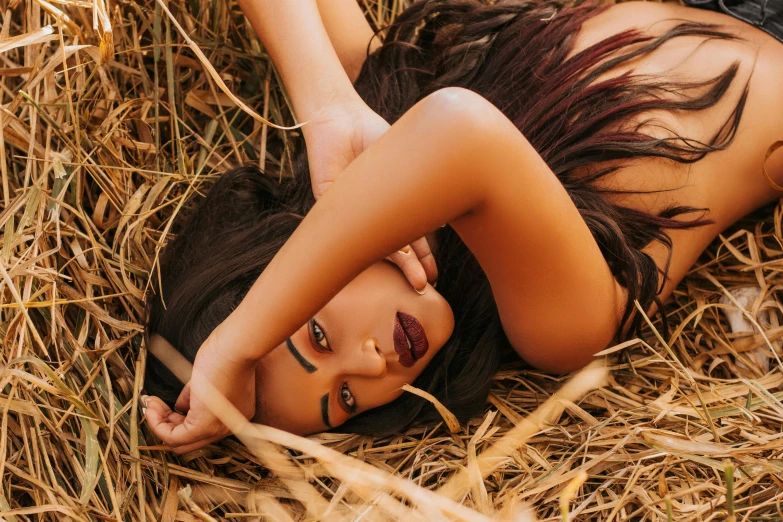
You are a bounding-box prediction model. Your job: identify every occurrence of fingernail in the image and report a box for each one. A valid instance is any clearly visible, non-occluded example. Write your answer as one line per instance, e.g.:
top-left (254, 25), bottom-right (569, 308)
top-left (141, 406), bottom-right (147, 416)
top-left (140, 395), bottom-right (149, 408)
top-left (398, 247), bottom-right (411, 255)
top-left (415, 285), bottom-right (427, 295)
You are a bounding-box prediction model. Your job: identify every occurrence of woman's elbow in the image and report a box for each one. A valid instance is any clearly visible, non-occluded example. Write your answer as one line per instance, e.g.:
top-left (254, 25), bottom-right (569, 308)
top-left (418, 88), bottom-right (502, 137)
top-left (515, 324), bottom-right (617, 375)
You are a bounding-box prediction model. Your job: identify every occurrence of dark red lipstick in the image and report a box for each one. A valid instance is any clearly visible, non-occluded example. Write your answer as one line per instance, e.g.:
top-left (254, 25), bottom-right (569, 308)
top-left (393, 312), bottom-right (429, 368)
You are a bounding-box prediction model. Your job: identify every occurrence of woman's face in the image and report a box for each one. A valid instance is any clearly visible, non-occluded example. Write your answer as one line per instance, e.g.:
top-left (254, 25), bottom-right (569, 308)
top-left (253, 260), bottom-right (454, 435)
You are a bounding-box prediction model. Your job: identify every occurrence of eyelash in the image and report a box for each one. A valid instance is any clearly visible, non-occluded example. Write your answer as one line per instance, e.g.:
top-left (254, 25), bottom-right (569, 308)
top-left (309, 319), bottom-right (331, 353)
top-left (340, 382), bottom-right (357, 414)
top-left (309, 319), bottom-right (357, 415)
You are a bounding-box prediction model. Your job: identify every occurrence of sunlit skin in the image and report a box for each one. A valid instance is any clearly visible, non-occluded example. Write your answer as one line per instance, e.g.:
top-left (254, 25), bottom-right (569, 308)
top-left (253, 261), bottom-right (453, 435)
top-left (144, 1), bottom-right (783, 453)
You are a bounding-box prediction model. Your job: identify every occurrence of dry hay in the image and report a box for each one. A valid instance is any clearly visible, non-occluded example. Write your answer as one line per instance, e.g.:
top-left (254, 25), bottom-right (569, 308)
top-left (1, 0), bottom-right (782, 520)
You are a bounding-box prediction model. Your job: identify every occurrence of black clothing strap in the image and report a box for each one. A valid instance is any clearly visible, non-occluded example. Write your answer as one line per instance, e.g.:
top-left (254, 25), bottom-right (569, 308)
top-left (684, 0), bottom-right (783, 43)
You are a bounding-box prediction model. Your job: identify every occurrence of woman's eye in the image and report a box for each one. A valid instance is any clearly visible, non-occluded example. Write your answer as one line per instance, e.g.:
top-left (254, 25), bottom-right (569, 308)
top-left (340, 383), bottom-right (356, 413)
top-left (310, 319), bottom-right (330, 352)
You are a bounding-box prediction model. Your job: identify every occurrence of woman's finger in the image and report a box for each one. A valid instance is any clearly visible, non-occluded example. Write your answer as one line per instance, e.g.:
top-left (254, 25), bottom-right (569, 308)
top-left (164, 434), bottom-right (226, 456)
top-left (144, 395), bottom-right (185, 439)
top-left (410, 236), bottom-right (438, 284)
top-left (174, 383), bottom-right (191, 414)
top-left (144, 396), bottom-right (222, 451)
top-left (387, 245), bottom-right (428, 293)
top-left (312, 179), bottom-right (332, 200)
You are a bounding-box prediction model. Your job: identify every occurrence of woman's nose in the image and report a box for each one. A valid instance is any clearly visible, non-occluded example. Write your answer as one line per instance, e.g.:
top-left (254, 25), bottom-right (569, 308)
top-left (343, 338), bottom-right (387, 378)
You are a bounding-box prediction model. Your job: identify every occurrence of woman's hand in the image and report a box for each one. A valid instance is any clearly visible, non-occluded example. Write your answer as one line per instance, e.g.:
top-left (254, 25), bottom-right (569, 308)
top-left (144, 333), bottom-right (257, 454)
top-left (305, 100), bottom-right (439, 290)
top-left (305, 99), bottom-right (388, 199)
top-left (237, 1), bottom-right (436, 290)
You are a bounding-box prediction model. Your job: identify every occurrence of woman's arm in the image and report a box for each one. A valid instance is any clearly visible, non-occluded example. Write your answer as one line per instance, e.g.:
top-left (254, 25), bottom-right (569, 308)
top-left (237, 0), bottom-right (360, 121)
top-left (147, 87), bottom-right (624, 451)
top-left (223, 87), bottom-right (625, 372)
top-left (316, 0), bottom-right (381, 82)
top-left (237, 0), bottom-right (435, 287)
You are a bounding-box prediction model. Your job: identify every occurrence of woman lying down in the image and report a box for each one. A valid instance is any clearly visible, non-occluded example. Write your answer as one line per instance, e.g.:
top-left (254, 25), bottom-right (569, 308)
top-left (141, 0), bottom-right (783, 453)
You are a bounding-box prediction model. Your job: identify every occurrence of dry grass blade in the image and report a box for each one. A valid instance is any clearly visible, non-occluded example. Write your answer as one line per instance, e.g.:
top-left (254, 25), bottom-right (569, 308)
top-left (560, 470), bottom-right (588, 522)
top-left (436, 364), bottom-right (608, 502)
top-left (154, 0), bottom-right (302, 131)
top-left (149, 341), bottom-right (499, 521)
top-left (762, 140), bottom-right (783, 190)
top-left (92, 0), bottom-right (113, 63)
top-left (3, 0), bottom-right (783, 520)
top-left (0, 26), bottom-right (55, 54)
top-left (401, 383), bottom-right (461, 433)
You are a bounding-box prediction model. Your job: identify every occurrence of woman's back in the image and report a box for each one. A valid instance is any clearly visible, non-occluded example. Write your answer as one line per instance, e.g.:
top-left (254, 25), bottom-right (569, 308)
top-left (566, 1), bottom-right (783, 303)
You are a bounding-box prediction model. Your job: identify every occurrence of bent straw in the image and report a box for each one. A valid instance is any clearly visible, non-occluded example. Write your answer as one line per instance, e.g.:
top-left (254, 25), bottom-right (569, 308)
top-left (700, 270), bottom-right (783, 373)
top-left (148, 341), bottom-right (495, 521)
top-left (146, 343), bottom-right (345, 521)
top-left (401, 383), bottom-right (461, 433)
top-left (148, 340), bottom-right (603, 519)
top-left (154, 0), bottom-right (303, 132)
top-left (435, 363), bottom-right (608, 501)
top-left (0, 26), bottom-right (56, 54)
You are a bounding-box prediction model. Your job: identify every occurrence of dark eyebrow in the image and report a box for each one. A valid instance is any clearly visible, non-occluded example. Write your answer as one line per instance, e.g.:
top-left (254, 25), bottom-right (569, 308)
top-left (320, 393), bottom-right (332, 429)
top-left (286, 338), bottom-right (317, 373)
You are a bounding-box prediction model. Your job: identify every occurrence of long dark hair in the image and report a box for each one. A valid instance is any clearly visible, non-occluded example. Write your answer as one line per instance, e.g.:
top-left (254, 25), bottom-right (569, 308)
top-left (145, 0), bottom-right (748, 435)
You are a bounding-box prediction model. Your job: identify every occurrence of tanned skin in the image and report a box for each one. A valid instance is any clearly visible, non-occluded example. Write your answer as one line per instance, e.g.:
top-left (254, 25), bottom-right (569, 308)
top-left (145, 1), bottom-right (783, 453)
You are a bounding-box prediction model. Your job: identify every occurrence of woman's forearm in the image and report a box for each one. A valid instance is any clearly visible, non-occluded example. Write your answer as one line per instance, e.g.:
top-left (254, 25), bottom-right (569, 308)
top-left (316, 0), bottom-right (381, 82)
top-left (212, 87), bottom-right (617, 367)
top-left (238, 0), bottom-right (361, 122)
top-left (213, 89), bottom-right (499, 362)
top-left (211, 87), bottom-right (622, 370)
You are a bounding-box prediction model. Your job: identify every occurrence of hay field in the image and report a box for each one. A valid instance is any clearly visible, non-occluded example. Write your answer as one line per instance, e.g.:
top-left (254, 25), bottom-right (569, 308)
top-left (1, 0), bottom-right (783, 520)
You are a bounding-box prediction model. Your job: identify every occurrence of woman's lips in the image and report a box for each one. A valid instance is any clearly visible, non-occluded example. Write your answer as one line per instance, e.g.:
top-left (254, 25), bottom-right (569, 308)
top-left (393, 312), bottom-right (429, 368)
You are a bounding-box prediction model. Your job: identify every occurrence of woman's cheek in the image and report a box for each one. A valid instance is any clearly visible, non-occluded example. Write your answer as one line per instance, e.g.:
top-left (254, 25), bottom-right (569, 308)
top-left (438, 299), bottom-right (456, 345)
